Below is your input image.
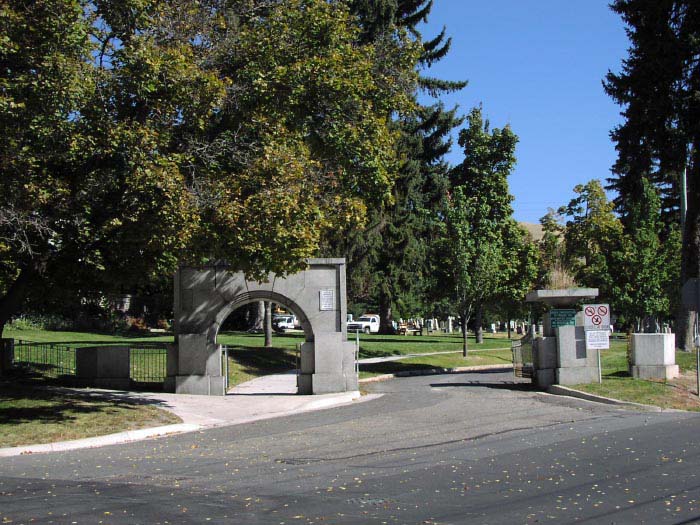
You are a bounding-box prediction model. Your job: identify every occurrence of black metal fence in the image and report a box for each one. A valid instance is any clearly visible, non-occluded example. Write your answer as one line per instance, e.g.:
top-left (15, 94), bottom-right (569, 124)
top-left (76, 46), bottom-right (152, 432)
top-left (6, 340), bottom-right (168, 391)
top-left (129, 345), bottom-right (168, 389)
top-left (13, 340), bottom-right (77, 382)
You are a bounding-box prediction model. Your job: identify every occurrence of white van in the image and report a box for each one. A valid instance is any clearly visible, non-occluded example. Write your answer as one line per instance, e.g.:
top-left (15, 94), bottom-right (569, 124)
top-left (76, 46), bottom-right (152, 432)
top-left (272, 314), bottom-right (296, 331)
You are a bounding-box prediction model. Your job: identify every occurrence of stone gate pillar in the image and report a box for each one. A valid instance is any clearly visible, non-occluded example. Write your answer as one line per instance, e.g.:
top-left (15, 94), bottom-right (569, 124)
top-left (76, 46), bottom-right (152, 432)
top-left (171, 259), bottom-right (358, 396)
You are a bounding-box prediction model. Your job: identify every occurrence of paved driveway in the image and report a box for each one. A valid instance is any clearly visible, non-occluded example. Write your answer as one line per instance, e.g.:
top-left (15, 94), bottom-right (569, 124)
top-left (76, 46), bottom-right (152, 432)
top-left (1, 370), bottom-right (698, 524)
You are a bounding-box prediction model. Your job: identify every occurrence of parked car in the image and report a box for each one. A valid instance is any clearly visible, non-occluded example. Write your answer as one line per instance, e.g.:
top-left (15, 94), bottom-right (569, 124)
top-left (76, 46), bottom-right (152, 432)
top-left (272, 314), bottom-right (296, 331)
top-left (347, 314), bottom-right (380, 334)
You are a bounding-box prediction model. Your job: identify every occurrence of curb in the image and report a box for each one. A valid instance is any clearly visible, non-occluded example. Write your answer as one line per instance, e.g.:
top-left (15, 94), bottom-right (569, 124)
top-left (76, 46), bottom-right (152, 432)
top-left (546, 385), bottom-right (669, 411)
top-left (0, 423), bottom-right (202, 458)
top-left (359, 364), bottom-right (513, 384)
top-left (300, 391), bottom-right (362, 411)
top-left (0, 392), bottom-right (368, 457)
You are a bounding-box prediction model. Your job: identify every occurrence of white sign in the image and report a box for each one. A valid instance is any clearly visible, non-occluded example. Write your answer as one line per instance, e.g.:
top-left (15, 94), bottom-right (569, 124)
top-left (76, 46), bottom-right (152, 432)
top-left (585, 330), bottom-right (610, 350)
top-left (319, 289), bottom-right (335, 311)
top-left (583, 304), bottom-right (610, 331)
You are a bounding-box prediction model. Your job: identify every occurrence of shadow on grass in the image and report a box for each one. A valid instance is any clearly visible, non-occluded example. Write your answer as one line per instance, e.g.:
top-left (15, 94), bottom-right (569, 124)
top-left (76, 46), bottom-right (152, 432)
top-left (227, 346), bottom-right (298, 379)
top-left (0, 380), bottom-right (171, 426)
top-left (604, 370), bottom-right (632, 378)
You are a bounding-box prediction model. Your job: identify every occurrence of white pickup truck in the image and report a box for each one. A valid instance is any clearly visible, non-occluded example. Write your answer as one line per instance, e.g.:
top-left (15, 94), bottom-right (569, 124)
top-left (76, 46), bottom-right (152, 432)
top-left (347, 315), bottom-right (380, 334)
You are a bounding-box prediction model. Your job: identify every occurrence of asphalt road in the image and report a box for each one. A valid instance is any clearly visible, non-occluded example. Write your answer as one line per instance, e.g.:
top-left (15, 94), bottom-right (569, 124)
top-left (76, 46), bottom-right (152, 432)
top-left (2, 370), bottom-right (700, 524)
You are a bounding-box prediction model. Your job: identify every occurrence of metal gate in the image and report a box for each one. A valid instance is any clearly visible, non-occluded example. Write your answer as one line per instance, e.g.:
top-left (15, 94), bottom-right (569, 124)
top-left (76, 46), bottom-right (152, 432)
top-left (511, 336), bottom-right (534, 379)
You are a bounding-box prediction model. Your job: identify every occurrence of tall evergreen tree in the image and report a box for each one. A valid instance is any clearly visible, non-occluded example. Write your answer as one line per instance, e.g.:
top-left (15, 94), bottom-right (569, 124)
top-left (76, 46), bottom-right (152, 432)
top-left (605, 0), bottom-right (700, 346)
top-left (330, 0), bottom-right (466, 332)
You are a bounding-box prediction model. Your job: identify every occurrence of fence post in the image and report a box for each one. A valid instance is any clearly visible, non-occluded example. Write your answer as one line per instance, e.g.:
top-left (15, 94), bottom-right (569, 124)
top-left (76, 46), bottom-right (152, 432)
top-left (0, 339), bottom-right (14, 375)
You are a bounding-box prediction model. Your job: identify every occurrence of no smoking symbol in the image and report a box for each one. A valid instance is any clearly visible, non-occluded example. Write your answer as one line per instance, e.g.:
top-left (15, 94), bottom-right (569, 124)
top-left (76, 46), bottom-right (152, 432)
top-left (591, 315), bottom-right (603, 325)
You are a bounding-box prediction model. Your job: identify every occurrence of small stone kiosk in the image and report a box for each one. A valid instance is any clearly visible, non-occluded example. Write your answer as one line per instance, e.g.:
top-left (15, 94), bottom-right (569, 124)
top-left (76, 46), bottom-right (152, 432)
top-left (526, 288), bottom-right (601, 388)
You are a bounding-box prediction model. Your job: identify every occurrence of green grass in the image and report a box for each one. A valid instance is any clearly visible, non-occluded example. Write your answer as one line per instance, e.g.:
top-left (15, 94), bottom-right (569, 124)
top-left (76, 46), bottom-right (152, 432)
top-left (0, 381), bottom-right (181, 447)
top-left (217, 330), bottom-right (516, 385)
top-left (5, 328), bottom-right (518, 389)
top-left (4, 326), bottom-right (172, 346)
top-left (574, 339), bottom-right (700, 411)
top-left (225, 346), bottom-right (298, 387)
top-left (358, 349), bottom-right (513, 379)
top-left (5, 327), bottom-right (512, 356)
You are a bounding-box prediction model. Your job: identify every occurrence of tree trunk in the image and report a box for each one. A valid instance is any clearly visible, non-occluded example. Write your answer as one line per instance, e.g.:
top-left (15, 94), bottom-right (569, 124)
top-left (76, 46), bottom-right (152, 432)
top-left (475, 304), bottom-right (484, 344)
top-left (250, 301), bottom-right (264, 331)
top-left (264, 301), bottom-right (272, 348)
top-left (378, 289), bottom-right (394, 334)
top-left (460, 313), bottom-right (468, 357)
top-left (676, 306), bottom-right (696, 351)
top-left (678, 146), bottom-right (700, 349)
top-left (0, 264), bottom-right (39, 338)
top-left (507, 319), bottom-right (511, 339)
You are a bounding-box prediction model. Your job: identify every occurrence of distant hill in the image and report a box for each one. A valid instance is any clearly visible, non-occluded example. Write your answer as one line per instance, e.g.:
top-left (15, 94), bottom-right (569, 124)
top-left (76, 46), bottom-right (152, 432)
top-left (520, 222), bottom-right (545, 242)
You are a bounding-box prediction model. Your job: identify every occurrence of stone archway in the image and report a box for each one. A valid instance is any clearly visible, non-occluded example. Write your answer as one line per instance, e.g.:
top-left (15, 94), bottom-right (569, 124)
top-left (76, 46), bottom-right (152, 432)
top-left (167, 258), bottom-right (358, 396)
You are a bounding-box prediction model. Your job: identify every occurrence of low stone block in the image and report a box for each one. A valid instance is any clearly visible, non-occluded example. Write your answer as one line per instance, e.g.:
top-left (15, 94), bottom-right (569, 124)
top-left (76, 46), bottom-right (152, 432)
top-left (533, 337), bottom-right (557, 370)
top-left (312, 373), bottom-right (347, 394)
top-left (345, 374), bottom-right (359, 392)
top-left (630, 333), bottom-right (676, 366)
top-left (76, 346), bottom-right (130, 387)
top-left (300, 342), bottom-right (315, 374)
top-left (176, 374), bottom-right (225, 395)
top-left (178, 334), bottom-right (208, 375)
top-left (342, 342), bottom-right (357, 375)
top-left (556, 366), bottom-right (599, 385)
top-left (311, 333), bottom-right (345, 375)
top-left (557, 326), bottom-right (595, 368)
top-left (533, 368), bottom-right (555, 388)
top-left (631, 364), bottom-right (679, 381)
top-left (297, 373), bottom-right (313, 394)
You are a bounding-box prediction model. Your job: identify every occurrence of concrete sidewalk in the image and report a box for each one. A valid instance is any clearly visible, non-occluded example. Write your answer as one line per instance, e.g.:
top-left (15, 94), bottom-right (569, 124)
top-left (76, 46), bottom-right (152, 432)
top-left (0, 376), bottom-right (364, 457)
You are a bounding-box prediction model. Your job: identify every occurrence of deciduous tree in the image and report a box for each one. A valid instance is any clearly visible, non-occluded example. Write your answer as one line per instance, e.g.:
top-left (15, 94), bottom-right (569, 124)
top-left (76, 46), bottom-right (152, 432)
top-left (441, 107), bottom-right (520, 355)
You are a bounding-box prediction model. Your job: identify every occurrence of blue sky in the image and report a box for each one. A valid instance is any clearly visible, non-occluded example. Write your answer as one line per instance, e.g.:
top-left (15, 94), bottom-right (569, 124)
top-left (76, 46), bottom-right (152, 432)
top-left (419, 1), bottom-right (630, 223)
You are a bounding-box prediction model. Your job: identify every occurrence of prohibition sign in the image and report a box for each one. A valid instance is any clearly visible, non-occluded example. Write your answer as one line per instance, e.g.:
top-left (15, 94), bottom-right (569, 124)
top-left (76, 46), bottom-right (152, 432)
top-left (591, 315), bottom-right (603, 326)
top-left (597, 305), bottom-right (608, 316)
top-left (585, 306), bottom-right (596, 316)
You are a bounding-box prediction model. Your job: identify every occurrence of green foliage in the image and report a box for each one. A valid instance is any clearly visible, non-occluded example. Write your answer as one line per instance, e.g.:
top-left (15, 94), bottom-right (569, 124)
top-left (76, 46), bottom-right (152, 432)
top-left (440, 107), bottom-right (532, 349)
top-left (555, 178), bottom-right (679, 331)
top-left (0, 0), bottom-right (422, 334)
top-left (609, 180), bottom-right (680, 330)
top-left (558, 180), bottom-right (623, 300)
top-left (326, 0), bottom-right (465, 330)
top-left (605, 1), bottom-right (699, 343)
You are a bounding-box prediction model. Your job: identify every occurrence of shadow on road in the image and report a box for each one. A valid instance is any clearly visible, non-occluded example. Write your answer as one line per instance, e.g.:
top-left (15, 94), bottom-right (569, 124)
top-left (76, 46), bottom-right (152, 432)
top-left (430, 381), bottom-right (537, 392)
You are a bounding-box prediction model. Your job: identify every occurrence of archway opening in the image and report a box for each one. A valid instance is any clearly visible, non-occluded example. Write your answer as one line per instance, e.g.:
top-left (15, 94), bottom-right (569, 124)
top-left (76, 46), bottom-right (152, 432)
top-left (213, 294), bottom-right (313, 395)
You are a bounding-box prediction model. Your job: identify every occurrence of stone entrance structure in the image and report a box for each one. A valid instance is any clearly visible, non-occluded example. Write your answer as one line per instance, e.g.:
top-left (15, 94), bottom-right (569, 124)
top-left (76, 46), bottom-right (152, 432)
top-left (168, 258), bottom-right (359, 396)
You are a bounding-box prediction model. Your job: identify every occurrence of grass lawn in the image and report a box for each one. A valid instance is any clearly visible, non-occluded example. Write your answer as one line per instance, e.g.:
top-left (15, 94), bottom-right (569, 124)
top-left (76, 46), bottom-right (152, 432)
top-left (0, 381), bottom-right (181, 448)
top-left (358, 349), bottom-right (513, 379)
top-left (5, 327), bottom-right (518, 389)
top-left (573, 340), bottom-right (700, 411)
top-left (4, 327), bottom-right (173, 346)
top-left (217, 330), bottom-right (515, 386)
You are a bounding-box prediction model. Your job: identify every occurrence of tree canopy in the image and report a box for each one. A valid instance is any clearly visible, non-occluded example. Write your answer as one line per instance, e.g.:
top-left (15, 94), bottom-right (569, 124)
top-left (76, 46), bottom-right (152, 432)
top-left (0, 0), bottom-right (420, 334)
top-left (605, 0), bottom-right (700, 344)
